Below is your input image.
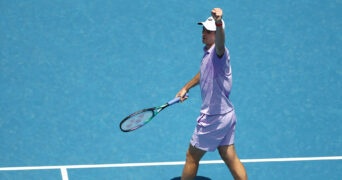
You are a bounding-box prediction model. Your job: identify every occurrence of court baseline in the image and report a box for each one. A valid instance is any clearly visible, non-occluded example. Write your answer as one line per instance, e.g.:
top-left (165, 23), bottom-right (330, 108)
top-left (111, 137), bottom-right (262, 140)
top-left (1, 156), bottom-right (341, 180)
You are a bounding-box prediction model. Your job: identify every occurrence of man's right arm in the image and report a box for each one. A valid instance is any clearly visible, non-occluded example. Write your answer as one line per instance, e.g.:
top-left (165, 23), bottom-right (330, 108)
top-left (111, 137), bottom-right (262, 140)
top-left (176, 72), bottom-right (200, 101)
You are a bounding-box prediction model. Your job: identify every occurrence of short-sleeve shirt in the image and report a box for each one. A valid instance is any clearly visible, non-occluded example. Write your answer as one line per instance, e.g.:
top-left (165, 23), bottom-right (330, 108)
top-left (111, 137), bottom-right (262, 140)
top-left (200, 45), bottom-right (234, 115)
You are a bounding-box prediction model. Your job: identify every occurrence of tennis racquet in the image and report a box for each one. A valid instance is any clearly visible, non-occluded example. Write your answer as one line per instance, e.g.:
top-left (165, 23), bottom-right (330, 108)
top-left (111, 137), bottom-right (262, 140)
top-left (119, 94), bottom-right (188, 132)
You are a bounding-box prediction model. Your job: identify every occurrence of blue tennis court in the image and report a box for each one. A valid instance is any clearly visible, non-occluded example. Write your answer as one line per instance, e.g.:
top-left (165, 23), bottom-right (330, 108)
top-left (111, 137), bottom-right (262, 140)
top-left (1, 0), bottom-right (341, 179)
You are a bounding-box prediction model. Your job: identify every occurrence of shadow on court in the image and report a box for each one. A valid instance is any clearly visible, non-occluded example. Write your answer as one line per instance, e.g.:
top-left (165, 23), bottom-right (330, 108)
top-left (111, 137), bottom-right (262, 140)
top-left (170, 176), bottom-right (211, 180)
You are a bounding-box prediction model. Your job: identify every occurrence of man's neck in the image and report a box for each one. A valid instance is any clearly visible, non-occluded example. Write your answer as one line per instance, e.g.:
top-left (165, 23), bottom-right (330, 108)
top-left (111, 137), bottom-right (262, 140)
top-left (205, 43), bottom-right (214, 50)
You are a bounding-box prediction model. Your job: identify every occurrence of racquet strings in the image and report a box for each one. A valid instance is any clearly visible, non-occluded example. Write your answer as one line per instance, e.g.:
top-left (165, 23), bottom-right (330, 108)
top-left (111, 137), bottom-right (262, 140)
top-left (120, 110), bottom-right (154, 131)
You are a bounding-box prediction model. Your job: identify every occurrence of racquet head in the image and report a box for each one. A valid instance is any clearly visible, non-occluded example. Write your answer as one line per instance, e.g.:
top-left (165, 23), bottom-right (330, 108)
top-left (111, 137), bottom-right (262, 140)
top-left (119, 108), bottom-right (155, 132)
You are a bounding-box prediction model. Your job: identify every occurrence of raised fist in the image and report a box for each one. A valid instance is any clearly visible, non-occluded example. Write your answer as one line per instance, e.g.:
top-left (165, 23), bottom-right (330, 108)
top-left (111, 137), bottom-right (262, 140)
top-left (211, 8), bottom-right (223, 22)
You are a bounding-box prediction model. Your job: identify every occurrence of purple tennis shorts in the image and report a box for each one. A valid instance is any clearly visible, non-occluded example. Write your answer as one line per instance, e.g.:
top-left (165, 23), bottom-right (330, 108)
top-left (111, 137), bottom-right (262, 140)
top-left (190, 110), bottom-right (236, 152)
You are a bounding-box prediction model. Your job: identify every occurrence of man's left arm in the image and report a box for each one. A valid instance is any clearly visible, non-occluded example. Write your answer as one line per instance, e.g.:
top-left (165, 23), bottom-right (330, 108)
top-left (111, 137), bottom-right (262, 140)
top-left (211, 8), bottom-right (225, 57)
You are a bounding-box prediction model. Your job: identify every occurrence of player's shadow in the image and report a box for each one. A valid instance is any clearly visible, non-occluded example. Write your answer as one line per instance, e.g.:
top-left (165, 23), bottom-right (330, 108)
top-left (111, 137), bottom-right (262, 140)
top-left (170, 176), bottom-right (211, 180)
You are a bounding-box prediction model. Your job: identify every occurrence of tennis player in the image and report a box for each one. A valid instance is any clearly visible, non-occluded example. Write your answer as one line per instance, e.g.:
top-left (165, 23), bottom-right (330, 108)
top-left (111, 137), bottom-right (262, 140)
top-left (175, 8), bottom-right (248, 180)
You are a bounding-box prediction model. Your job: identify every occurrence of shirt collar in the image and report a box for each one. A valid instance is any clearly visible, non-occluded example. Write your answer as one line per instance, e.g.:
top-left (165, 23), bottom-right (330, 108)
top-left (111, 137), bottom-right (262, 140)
top-left (203, 45), bottom-right (215, 54)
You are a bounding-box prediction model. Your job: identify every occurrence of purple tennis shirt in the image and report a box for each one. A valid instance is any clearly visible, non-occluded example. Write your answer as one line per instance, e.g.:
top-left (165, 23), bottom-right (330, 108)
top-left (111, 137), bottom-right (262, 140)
top-left (200, 45), bottom-right (234, 115)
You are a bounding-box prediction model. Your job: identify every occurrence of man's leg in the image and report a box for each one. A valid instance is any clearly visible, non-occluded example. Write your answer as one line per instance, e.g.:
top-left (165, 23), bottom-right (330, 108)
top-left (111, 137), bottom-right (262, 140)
top-left (181, 145), bottom-right (206, 180)
top-left (218, 145), bottom-right (247, 180)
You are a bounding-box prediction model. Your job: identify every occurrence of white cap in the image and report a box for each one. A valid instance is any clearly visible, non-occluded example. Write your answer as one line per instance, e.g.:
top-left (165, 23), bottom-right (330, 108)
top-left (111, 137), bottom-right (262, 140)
top-left (197, 16), bottom-right (225, 31)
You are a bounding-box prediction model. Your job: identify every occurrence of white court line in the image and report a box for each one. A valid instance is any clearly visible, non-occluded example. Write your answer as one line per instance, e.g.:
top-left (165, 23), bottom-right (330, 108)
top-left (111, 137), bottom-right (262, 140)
top-left (0, 156), bottom-right (341, 171)
top-left (60, 168), bottom-right (68, 180)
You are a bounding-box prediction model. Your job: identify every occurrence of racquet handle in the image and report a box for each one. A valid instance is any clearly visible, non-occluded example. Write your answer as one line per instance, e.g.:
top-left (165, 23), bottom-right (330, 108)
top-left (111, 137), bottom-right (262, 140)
top-left (168, 93), bottom-right (189, 105)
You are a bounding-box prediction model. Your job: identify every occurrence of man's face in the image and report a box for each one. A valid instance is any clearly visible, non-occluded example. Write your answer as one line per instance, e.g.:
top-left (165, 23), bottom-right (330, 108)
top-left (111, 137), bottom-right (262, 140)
top-left (202, 27), bottom-right (215, 46)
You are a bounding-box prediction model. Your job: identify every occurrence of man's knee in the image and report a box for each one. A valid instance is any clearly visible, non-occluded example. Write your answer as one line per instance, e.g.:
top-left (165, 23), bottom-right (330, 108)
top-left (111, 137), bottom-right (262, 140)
top-left (185, 145), bottom-right (206, 164)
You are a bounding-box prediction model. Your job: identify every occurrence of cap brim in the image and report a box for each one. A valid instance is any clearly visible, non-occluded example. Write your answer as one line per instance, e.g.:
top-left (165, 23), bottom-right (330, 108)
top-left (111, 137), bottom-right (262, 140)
top-left (197, 20), bottom-right (225, 31)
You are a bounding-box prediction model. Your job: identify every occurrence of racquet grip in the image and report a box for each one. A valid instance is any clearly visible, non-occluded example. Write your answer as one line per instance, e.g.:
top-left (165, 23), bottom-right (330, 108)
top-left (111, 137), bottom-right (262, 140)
top-left (168, 93), bottom-right (189, 105)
